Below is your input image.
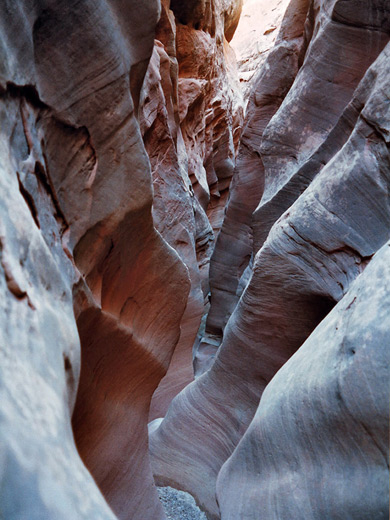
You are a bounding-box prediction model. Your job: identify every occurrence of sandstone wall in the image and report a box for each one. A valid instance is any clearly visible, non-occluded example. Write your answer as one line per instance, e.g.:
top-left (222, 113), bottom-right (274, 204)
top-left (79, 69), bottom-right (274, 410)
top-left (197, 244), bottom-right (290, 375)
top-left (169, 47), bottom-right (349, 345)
top-left (0, 0), bottom-right (244, 518)
top-left (150, 2), bottom-right (390, 518)
top-left (144, 0), bottom-right (244, 419)
top-left (1, 1), bottom-right (388, 519)
top-left (0, 2), bottom-right (189, 519)
top-left (230, 0), bottom-right (292, 97)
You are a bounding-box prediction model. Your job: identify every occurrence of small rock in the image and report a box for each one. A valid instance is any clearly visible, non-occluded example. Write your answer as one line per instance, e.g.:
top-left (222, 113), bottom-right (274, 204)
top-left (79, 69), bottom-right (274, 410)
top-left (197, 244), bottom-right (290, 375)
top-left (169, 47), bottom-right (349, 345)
top-left (263, 26), bottom-right (277, 34)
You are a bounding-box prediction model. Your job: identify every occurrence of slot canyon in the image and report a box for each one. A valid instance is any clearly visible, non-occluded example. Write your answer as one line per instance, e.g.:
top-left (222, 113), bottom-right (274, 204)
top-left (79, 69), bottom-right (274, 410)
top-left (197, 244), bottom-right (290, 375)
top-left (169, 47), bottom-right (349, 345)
top-left (0, 0), bottom-right (389, 519)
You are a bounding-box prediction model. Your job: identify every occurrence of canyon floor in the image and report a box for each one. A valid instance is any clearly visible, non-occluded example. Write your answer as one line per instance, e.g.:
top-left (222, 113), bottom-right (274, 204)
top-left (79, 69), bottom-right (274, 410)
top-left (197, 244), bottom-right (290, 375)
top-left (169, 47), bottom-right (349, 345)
top-left (158, 487), bottom-right (207, 520)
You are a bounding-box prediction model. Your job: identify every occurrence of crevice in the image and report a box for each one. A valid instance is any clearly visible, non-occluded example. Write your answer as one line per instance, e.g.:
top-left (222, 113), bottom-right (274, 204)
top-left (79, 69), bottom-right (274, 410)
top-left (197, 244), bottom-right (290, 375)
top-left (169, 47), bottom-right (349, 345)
top-left (37, 155), bottom-right (69, 236)
top-left (2, 81), bottom-right (48, 109)
top-left (0, 237), bottom-right (36, 309)
top-left (16, 172), bottom-right (40, 229)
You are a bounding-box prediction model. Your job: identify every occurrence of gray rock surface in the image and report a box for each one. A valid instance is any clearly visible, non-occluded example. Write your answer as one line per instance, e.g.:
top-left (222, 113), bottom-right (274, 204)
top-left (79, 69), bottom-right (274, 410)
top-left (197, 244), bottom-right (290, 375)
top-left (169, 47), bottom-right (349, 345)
top-left (1, 1), bottom-right (389, 520)
top-left (0, 0), bottom-right (245, 518)
top-left (150, 2), bottom-right (390, 518)
top-left (218, 240), bottom-right (390, 519)
top-left (0, 1), bottom-right (190, 519)
top-left (0, 68), bottom-right (117, 520)
top-left (158, 487), bottom-right (207, 520)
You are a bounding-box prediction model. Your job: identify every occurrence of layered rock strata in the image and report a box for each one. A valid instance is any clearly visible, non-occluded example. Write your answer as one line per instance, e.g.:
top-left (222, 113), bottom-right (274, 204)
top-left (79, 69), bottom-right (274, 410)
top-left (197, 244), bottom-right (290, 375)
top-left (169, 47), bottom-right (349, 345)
top-left (150, 1), bottom-right (390, 518)
top-left (145, 0), bottom-right (244, 420)
top-left (218, 239), bottom-right (390, 519)
top-left (0, 90), bottom-right (116, 520)
top-left (1, 0), bottom-right (246, 517)
top-left (0, 1), bottom-right (192, 519)
top-left (1, 1), bottom-right (389, 520)
top-left (195, 0), bottom-right (311, 374)
top-left (217, 40), bottom-right (390, 519)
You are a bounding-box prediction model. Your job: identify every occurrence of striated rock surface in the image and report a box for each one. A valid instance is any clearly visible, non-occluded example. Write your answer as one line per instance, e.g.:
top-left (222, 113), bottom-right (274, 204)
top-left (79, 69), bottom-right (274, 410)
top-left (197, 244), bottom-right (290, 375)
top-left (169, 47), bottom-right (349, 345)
top-left (0, 94), bottom-right (116, 520)
top-left (196, 0), bottom-right (311, 374)
top-left (0, 0), bottom-right (244, 517)
top-left (145, 0), bottom-right (244, 420)
top-left (0, 1), bottom-right (190, 519)
top-left (1, 1), bottom-right (389, 519)
top-left (218, 240), bottom-right (390, 519)
top-left (150, 1), bottom-right (390, 518)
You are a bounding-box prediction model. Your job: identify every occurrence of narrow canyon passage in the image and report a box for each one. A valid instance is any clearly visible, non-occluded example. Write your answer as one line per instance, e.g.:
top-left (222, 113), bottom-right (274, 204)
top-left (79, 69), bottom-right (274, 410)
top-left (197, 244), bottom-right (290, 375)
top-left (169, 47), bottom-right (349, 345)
top-left (0, 1), bottom-right (389, 520)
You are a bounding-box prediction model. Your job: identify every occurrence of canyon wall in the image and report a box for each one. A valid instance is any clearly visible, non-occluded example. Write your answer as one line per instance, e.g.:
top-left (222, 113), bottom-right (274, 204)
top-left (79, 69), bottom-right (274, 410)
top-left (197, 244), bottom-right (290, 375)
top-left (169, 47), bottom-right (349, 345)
top-left (1, 1), bottom-right (389, 519)
top-left (0, 0), bottom-right (243, 518)
top-left (0, 1), bottom-right (189, 519)
top-left (150, 0), bottom-right (390, 518)
top-left (144, 0), bottom-right (244, 420)
top-left (230, 0), bottom-right (291, 97)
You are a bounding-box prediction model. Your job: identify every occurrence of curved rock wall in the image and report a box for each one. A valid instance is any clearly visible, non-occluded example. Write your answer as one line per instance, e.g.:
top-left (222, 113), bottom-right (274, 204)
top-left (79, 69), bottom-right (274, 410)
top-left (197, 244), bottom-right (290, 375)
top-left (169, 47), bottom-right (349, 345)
top-left (217, 41), bottom-right (390, 519)
top-left (196, 0), bottom-right (311, 374)
top-left (218, 240), bottom-right (390, 519)
top-left (144, 0), bottom-right (244, 420)
top-left (0, 1), bottom-right (190, 519)
top-left (0, 89), bottom-right (116, 520)
top-left (150, 1), bottom-right (390, 518)
top-left (0, 0), bottom-right (244, 518)
top-left (1, 1), bottom-right (389, 519)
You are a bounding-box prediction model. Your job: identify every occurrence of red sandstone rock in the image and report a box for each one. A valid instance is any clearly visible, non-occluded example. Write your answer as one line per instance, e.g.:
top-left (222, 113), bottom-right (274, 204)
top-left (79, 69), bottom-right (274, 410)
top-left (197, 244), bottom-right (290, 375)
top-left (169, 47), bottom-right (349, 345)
top-left (1, 1), bottom-right (389, 519)
top-left (0, 1), bottom-right (190, 519)
top-left (0, 0), bottom-right (245, 516)
top-left (195, 0), bottom-right (310, 374)
top-left (145, 0), bottom-right (244, 420)
top-left (149, 2), bottom-right (390, 518)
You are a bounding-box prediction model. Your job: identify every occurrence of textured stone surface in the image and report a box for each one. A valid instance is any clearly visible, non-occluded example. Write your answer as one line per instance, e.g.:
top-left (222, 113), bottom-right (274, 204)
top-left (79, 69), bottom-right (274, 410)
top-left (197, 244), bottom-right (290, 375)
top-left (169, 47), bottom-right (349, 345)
top-left (230, 0), bottom-right (291, 97)
top-left (146, 0), bottom-right (244, 420)
top-left (150, 2), bottom-right (390, 518)
top-left (0, 0), bottom-right (245, 517)
top-left (0, 1), bottom-right (190, 519)
top-left (0, 96), bottom-right (116, 520)
top-left (1, 1), bottom-right (389, 520)
top-left (158, 486), bottom-right (207, 520)
top-left (218, 240), bottom-right (390, 519)
top-left (195, 0), bottom-right (311, 374)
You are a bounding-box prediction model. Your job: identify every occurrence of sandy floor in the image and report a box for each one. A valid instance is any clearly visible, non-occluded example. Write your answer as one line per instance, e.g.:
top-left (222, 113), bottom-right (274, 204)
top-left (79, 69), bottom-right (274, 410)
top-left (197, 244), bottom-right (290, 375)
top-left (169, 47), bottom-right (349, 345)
top-left (158, 487), bottom-right (207, 520)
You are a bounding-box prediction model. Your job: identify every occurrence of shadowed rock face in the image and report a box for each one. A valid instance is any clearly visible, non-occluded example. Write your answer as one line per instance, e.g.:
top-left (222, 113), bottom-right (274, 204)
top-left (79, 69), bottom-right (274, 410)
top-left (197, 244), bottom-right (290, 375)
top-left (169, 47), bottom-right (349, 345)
top-left (196, 0), bottom-right (311, 374)
top-left (218, 240), bottom-right (390, 519)
top-left (144, 0), bottom-right (244, 420)
top-left (150, 1), bottom-right (390, 518)
top-left (0, 1), bottom-right (190, 519)
top-left (169, 0), bottom-right (243, 42)
top-left (1, 1), bottom-right (389, 519)
top-left (216, 42), bottom-right (390, 519)
top-left (0, 91), bottom-right (116, 520)
top-left (0, 0), bottom-right (244, 517)
top-left (198, 0), bottom-right (389, 372)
